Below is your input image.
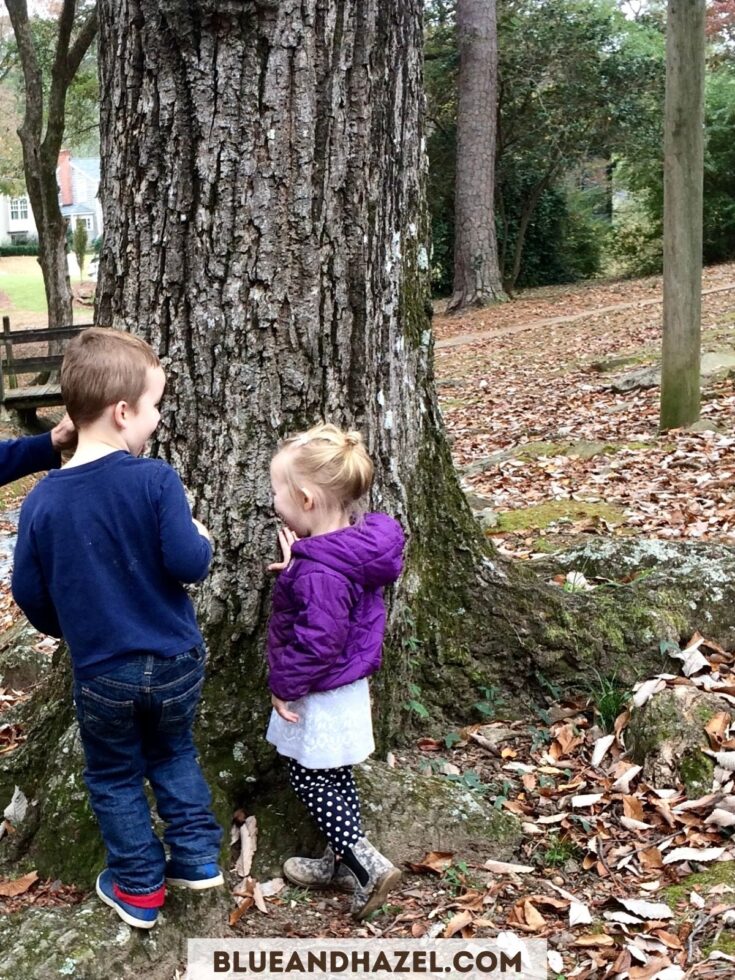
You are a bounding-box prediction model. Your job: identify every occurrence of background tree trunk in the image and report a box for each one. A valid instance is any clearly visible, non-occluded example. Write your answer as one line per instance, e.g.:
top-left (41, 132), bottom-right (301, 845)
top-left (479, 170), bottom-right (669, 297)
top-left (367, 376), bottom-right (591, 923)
top-left (660, 0), bottom-right (705, 431)
top-left (447, 0), bottom-right (507, 311)
top-left (5, 0), bottom-right (97, 329)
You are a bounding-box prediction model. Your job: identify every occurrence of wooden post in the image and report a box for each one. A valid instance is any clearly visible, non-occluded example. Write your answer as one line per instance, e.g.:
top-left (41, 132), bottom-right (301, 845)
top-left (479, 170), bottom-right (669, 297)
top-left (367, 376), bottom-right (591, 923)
top-left (660, 0), bottom-right (705, 430)
top-left (2, 316), bottom-right (18, 391)
top-left (0, 317), bottom-right (5, 406)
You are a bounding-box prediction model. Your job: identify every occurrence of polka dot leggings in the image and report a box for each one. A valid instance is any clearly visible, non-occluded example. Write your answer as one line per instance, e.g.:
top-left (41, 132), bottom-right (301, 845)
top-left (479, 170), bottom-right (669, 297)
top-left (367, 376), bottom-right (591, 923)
top-left (287, 759), bottom-right (363, 855)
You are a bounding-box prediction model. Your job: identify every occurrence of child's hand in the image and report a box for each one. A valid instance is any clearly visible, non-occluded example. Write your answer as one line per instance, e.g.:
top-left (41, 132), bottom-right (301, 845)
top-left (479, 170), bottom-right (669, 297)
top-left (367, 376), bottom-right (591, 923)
top-left (192, 518), bottom-right (211, 542)
top-left (50, 414), bottom-right (77, 451)
top-left (272, 694), bottom-right (299, 723)
top-left (268, 527), bottom-right (298, 572)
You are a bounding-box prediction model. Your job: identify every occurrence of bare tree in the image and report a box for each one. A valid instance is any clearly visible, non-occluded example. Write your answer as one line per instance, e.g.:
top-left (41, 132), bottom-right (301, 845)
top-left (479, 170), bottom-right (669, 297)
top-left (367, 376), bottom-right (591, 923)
top-left (448, 0), bottom-right (506, 311)
top-left (5, 0), bottom-right (97, 327)
top-left (660, 0), bottom-right (705, 430)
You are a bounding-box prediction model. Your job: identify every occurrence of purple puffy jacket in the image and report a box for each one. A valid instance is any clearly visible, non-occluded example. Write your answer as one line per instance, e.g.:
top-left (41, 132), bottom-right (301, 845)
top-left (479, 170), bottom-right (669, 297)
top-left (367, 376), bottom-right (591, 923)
top-left (267, 513), bottom-right (404, 701)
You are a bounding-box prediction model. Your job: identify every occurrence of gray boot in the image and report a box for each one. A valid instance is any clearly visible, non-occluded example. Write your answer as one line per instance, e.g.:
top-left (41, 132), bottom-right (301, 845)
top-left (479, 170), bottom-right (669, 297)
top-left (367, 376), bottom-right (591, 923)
top-left (283, 846), bottom-right (356, 892)
top-left (348, 837), bottom-right (402, 920)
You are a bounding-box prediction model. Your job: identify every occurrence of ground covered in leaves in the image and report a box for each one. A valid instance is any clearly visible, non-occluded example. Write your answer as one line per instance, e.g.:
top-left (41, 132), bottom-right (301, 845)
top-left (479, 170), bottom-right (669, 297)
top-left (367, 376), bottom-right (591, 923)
top-left (434, 262), bottom-right (735, 559)
top-left (1, 273), bottom-right (735, 978)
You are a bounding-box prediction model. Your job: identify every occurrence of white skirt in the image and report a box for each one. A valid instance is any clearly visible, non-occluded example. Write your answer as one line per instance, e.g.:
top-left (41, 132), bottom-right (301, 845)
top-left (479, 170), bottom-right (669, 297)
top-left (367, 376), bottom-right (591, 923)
top-left (266, 677), bottom-right (375, 769)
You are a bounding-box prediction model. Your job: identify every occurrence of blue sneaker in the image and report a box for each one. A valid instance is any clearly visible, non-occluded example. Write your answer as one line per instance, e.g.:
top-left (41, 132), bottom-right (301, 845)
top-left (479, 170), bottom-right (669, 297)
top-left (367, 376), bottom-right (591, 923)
top-left (95, 870), bottom-right (160, 929)
top-left (165, 860), bottom-right (224, 890)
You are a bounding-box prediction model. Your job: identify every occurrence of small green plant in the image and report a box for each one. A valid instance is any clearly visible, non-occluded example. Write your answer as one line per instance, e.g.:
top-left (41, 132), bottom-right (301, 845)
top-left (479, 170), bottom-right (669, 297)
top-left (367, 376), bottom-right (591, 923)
top-left (492, 778), bottom-right (514, 810)
top-left (443, 859), bottom-right (481, 895)
top-left (473, 685), bottom-right (504, 719)
top-left (538, 836), bottom-right (580, 868)
top-left (530, 726), bottom-right (551, 751)
top-left (444, 731), bottom-right (461, 749)
top-left (586, 669), bottom-right (631, 732)
top-left (535, 672), bottom-right (562, 702)
top-left (73, 219), bottom-right (88, 279)
top-left (366, 902), bottom-right (402, 922)
top-left (282, 886), bottom-right (311, 905)
top-left (405, 683), bottom-right (429, 719)
top-left (445, 768), bottom-right (488, 796)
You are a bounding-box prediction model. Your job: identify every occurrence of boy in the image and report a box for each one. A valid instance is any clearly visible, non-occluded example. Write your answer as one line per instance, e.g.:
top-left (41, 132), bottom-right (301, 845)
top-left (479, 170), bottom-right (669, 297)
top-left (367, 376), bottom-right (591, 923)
top-left (12, 328), bottom-right (223, 930)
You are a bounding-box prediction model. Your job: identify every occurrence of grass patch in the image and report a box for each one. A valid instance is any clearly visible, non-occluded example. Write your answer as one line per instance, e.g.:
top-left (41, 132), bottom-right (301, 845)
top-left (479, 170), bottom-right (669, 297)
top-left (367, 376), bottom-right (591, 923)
top-left (493, 500), bottom-right (626, 533)
top-left (662, 861), bottom-right (735, 911)
top-left (0, 261), bottom-right (47, 314)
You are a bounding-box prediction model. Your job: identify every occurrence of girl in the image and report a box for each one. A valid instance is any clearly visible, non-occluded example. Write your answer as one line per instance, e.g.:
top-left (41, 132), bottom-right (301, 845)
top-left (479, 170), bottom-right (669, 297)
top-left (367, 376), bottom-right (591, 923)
top-left (266, 423), bottom-right (405, 920)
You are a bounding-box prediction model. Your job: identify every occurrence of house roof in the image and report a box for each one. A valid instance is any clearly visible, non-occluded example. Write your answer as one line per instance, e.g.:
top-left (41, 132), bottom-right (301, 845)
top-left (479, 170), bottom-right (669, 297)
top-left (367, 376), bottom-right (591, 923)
top-left (61, 203), bottom-right (96, 216)
top-left (70, 158), bottom-right (101, 181)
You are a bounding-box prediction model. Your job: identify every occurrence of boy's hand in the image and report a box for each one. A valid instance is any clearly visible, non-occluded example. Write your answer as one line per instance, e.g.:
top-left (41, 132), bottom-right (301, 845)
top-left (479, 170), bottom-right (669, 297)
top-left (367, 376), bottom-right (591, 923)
top-left (272, 694), bottom-right (299, 723)
top-left (50, 414), bottom-right (77, 451)
top-left (268, 527), bottom-right (298, 572)
top-left (192, 518), bottom-right (211, 542)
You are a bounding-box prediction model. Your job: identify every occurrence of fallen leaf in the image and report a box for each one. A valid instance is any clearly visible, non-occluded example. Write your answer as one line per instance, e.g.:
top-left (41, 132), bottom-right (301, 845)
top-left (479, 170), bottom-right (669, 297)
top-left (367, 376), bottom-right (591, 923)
top-left (572, 934), bottom-right (616, 947)
top-left (235, 816), bottom-right (258, 877)
top-left (259, 877), bottom-right (285, 898)
top-left (2, 786), bottom-right (27, 825)
top-left (443, 910), bottom-right (473, 938)
top-left (617, 898), bottom-right (674, 919)
top-left (662, 847), bottom-right (725, 865)
top-left (591, 734), bottom-right (615, 767)
top-left (483, 860), bottom-right (534, 874)
top-left (522, 900), bottom-right (546, 930)
top-left (406, 851), bottom-right (454, 875)
top-left (570, 901), bottom-right (592, 926)
top-left (612, 765), bottom-right (642, 792)
top-left (229, 895), bottom-right (254, 925)
top-left (547, 950), bottom-right (564, 974)
top-left (571, 793), bottom-right (604, 808)
top-left (0, 870), bottom-right (38, 897)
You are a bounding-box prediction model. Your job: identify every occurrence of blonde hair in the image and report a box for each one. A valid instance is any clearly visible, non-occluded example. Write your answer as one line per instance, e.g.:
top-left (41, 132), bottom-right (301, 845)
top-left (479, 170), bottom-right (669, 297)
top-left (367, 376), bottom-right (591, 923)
top-left (61, 327), bottom-right (161, 427)
top-left (277, 422), bottom-right (373, 513)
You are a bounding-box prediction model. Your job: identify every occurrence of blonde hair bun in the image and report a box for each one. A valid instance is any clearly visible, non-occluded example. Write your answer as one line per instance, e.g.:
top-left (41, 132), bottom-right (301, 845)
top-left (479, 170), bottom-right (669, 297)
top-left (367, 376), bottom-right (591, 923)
top-left (280, 422), bottom-right (373, 510)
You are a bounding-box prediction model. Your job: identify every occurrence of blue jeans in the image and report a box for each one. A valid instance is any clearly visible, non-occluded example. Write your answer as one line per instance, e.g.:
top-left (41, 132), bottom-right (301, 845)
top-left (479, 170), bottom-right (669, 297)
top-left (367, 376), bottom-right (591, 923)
top-left (73, 646), bottom-right (223, 896)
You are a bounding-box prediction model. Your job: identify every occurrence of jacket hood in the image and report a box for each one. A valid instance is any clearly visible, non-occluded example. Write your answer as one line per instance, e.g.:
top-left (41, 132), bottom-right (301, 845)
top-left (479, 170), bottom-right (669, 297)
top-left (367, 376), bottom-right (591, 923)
top-left (291, 512), bottom-right (404, 589)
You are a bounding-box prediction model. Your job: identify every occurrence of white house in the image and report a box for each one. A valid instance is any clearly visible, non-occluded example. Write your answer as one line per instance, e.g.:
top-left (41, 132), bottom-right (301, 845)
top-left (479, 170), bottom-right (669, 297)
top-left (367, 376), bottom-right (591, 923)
top-left (0, 150), bottom-right (103, 246)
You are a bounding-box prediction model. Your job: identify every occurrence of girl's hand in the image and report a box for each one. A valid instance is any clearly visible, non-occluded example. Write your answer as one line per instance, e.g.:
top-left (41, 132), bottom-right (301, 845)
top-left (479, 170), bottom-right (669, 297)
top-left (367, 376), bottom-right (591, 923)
top-left (268, 527), bottom-right (299, 572)
top-left (272, 694), bottom-right (299, 723)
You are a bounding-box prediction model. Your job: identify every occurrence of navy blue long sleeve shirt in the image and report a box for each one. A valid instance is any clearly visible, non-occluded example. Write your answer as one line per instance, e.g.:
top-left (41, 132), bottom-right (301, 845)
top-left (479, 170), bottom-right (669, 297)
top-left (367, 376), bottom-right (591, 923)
top-left (0, 432), bottom-right (59, 485)
top-left (12, 451), bottom-right (211, 679)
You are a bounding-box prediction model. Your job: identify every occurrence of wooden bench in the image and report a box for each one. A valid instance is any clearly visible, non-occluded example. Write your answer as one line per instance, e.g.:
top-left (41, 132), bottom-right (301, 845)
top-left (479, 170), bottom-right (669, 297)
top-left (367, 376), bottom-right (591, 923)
top-left (0, 318), bottom-right (93, 421)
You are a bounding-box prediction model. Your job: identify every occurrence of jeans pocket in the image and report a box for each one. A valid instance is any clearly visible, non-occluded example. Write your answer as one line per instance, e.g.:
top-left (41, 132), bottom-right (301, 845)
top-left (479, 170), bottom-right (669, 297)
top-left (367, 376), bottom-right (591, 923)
top-left (159, 674), bottom-right (204, 733)
top-left (77, 685), bottom-right (135, 732)
top-left (189, 643), bottom-right (208, 665)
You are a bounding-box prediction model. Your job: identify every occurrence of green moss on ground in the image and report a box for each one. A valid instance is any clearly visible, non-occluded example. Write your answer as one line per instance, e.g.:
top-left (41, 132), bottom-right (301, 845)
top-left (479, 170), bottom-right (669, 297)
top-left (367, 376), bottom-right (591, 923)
top-left (495, 500), bottom-right (626, 534)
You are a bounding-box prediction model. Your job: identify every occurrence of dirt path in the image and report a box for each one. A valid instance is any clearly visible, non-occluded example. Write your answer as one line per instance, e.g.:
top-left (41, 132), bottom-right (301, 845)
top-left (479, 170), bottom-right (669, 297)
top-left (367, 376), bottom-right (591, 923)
top-left (435, 281), bottom-right (735, 349)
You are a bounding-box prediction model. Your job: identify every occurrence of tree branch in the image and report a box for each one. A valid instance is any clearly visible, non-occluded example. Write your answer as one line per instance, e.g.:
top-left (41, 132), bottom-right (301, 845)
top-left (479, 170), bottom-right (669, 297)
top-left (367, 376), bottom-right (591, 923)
top-left (43, 0), bottom-right (78, 160)
top-left (5, 0), bottom-right (43, 146)
top-left (67, 7), bottom-right (98, 82)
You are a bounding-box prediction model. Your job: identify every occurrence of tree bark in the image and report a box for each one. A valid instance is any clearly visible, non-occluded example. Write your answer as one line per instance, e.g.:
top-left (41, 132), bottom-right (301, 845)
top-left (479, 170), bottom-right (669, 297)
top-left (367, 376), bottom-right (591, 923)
top-left (5, 0), bottom-right (97, 330)
top-left (447, 0), bottom-right (507, 311)
top-left (660, 0), bottom-right (705, 431)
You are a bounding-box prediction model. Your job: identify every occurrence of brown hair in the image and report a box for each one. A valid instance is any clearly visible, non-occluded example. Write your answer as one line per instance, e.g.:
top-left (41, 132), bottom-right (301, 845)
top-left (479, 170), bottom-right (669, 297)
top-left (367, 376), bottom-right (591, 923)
top-left (277, 422), bottom-right (374, 513)
top-left (61, 327), bottom-right (161, 427)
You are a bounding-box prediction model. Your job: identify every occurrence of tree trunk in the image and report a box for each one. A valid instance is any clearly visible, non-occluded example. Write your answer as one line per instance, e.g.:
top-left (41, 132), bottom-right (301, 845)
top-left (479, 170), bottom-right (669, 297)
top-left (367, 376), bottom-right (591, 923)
top-left (5, 0), bottom-right (97, 329)
top-left (447, 0), bottom-right (507, 311)
top-left (505, 162), bottom-right (559, 295)
top-left (660, 0), bottom-right (705, 431)
top-left (94, 0), bottom-right (489, 762)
